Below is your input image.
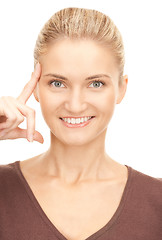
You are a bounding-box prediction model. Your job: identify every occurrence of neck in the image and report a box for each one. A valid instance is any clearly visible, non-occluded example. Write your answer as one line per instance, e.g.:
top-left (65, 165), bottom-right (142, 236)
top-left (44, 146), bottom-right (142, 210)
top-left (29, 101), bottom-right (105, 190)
top-left (40, 130), bottom-right (115, 185)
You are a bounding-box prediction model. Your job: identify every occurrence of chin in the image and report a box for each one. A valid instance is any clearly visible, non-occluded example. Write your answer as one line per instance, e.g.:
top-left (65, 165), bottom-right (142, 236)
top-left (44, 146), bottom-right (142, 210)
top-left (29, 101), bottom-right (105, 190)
top-left (54, 133), bottom-right (95, 146)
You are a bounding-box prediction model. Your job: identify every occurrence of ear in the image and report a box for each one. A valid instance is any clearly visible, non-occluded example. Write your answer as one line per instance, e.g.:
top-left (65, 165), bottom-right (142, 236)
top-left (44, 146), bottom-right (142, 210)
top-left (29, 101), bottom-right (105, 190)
top-left (33, 83), bottom-right (40, 102)
top-left (116, 75), bottom-right (128, 104)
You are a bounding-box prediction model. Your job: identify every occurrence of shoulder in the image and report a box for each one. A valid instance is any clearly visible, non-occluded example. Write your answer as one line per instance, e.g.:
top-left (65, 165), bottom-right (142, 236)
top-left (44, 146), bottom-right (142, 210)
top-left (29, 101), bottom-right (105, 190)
top-left (130, 166), bottom-right (162, 205)
top-left (0, 162), bottom-right (15, 175)
top-left (131, 166), bottom-right (162, 186)
top-left (0, 161), bottom-right (18, 185)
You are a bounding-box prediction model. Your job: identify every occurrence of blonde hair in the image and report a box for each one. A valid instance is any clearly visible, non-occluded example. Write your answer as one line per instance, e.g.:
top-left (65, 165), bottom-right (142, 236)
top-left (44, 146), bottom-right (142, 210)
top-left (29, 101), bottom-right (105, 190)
top-left (34, 7), bottom-right (125, 85)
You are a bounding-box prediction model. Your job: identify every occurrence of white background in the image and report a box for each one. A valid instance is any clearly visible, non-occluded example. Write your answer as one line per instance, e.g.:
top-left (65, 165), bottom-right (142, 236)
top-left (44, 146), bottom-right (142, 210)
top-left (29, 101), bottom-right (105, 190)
top-left (0, 0), bottom-right (162, 177)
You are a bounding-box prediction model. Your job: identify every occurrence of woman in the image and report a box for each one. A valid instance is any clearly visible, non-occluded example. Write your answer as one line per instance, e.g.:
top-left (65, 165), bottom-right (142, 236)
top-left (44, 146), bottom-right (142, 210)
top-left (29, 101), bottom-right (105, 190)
top-left (0, 7), bottom-right (162, 240)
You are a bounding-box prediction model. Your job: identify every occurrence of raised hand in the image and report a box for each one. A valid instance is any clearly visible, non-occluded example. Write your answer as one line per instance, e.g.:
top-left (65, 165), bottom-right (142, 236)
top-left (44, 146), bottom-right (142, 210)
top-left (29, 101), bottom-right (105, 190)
top-left (0, 62), bottom-right (44, 143)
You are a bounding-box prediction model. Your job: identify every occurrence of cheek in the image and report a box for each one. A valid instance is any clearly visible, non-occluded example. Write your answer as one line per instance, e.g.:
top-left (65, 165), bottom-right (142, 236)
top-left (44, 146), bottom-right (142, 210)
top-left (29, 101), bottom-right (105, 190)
top-left (38, 90), bottom-right (61, 133)
top-left (98, 91), bottom-right (116, 128)
top-left (95, 90), bottom-right (116, 115)
top-left (38, 87), bottom-right (59, 119)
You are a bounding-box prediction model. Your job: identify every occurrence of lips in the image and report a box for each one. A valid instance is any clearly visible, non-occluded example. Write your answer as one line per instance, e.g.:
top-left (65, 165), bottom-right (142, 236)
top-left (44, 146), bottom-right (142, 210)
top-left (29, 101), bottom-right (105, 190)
top-left (60, 116), bottom-right (95, 122)
top-left (60, 115), bottom-right (95, 128)
top-left (59, 116), bottom-right (95, 119)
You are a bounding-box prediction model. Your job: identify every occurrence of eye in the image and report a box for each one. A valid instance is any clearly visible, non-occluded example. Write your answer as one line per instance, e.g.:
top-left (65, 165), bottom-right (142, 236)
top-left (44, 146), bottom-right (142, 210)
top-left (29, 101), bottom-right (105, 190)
top-left (89, 80), bottom-right (105, 88)
top-left (49, 80), bottom-right (65, 88)
top-left (49, 80), bottom-right (105, 88)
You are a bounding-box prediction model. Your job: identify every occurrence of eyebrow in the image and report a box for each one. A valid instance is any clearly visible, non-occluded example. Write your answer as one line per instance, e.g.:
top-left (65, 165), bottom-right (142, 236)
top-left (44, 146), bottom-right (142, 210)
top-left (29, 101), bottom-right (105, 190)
top-left (43, 73), bottom-right (111, 80)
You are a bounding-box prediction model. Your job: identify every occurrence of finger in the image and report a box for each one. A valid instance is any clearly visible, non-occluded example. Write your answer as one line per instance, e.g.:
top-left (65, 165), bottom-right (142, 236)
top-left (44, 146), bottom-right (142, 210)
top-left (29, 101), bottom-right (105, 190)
top-left (0, 112), bottom-right (24, 132)
top-left (0, 97), bottom-right (36, 141)
top-left (0, 113), bottom-right (24, 131)
top-left (19, 128), bottom-right (44, 144)
top-left (17, 62), bottom-right (41, 104)
top-left (0, 98), bottom-right (19, 130)
top-left (1, 127), bottom-right (44, 144)
top-left (13, 100), bottom-right (36, 142)
top-left (33, 130), bottom-right (44, 144)
top-left (0, 97), bottom-right (24, 130)
top-left (26, 108), bottom-right (35, 142)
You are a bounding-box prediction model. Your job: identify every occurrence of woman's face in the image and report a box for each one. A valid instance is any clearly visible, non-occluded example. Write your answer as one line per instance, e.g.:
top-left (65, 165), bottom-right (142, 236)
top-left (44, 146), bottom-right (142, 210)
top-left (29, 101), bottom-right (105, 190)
top-left (34, 39), bottom-right (127, 145)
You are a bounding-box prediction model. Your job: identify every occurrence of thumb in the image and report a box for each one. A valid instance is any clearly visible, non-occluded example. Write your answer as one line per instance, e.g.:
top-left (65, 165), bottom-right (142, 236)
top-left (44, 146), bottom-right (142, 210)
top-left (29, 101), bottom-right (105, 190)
top-left (33, 130), bottom-right (44, 144)
top-left (12, 127), bottom-right (44, 144)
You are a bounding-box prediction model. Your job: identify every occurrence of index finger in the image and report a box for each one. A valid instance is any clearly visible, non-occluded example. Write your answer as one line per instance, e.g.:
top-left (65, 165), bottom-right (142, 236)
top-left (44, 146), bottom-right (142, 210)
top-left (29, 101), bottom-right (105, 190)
top-left (17, 62), bottom-right (41, 104)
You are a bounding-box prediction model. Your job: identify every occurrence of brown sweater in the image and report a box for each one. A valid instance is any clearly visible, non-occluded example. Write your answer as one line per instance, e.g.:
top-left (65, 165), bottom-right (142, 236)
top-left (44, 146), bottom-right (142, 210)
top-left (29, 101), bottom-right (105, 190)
top-left (0, 161), bottom-right (162, 240)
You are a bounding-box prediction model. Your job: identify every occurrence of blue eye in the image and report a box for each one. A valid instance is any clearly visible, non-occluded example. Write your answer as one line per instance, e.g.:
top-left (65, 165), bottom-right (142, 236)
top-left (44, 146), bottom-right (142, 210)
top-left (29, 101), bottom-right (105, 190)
top-left (49, 80), bottom-right (64, 88)
top-left (49, 80), bottom-right (105, 88)
top-left (89, 80), bottom-right (105, 88)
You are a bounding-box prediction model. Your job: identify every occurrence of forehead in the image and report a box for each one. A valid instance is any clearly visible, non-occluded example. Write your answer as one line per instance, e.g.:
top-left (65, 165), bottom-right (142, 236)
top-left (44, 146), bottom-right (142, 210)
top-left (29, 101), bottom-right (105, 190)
top-left (40, 39), bottom-right (118, 76)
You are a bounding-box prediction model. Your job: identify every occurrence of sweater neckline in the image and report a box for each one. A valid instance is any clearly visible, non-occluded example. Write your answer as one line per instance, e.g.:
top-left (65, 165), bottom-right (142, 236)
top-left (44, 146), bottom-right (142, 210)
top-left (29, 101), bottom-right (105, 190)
top-left (14, 160), bottom-right (134, 240)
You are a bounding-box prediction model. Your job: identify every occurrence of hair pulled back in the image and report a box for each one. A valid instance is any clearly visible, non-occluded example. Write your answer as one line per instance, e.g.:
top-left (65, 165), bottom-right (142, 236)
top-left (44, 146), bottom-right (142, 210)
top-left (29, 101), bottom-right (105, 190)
top-left (34, 7), bottom-right (125, 85)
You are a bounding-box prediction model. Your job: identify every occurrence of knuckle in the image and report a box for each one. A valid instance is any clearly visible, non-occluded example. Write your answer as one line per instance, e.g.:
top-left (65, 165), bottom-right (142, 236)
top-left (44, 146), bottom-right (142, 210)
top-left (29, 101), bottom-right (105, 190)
top-left (7, 96), bottom-right (14, 100)
top-left (28, 107), bottom-right (35, 116)
top-left (10, 115), bottom-right (17, 122)
top-left (0, 96), bottom-right (15, 102)
top-left (18, 116), bottom-right (24, 123)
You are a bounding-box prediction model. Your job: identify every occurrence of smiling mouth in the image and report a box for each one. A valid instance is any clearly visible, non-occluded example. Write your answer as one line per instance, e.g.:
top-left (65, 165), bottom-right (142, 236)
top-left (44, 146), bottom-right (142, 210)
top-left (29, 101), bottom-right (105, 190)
top-left (59, 116), bottom-right (95, 119)
top-left (59, 116), bottom-right (95, 126)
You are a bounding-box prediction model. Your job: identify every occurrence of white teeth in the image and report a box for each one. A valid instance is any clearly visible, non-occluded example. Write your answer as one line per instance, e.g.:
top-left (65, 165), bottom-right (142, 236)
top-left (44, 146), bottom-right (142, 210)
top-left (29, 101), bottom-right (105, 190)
top-left (76, 118), bottom-right (80, 124)
top-left (67, 118), bottom-right (71, 124)
top-left (71, 118), bottom-right (75, 124)
top-left (62, 116), bottom-right (92, 124)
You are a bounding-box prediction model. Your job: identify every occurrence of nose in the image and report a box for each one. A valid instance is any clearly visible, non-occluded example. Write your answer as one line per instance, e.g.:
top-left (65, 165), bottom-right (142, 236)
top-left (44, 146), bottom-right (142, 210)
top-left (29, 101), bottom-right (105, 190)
top-left (64, 88), bottom-right (87, 113)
